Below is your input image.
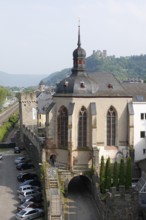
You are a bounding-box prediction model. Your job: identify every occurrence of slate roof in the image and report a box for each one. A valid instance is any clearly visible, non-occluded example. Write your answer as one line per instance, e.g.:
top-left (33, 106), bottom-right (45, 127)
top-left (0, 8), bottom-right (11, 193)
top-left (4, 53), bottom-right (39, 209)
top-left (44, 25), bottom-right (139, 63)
top-left (89, 72), bottom-right (129, 96)
top-left (122, 83), bottom-right (146, 101)
top-left (54, 71), bottom-right (131, 97)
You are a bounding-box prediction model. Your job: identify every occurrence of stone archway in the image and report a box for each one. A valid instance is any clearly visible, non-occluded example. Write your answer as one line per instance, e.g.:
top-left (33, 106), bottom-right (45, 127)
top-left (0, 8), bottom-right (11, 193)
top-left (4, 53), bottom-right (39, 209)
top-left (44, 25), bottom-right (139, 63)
top-left (67, 175), bottom-right (91, 194)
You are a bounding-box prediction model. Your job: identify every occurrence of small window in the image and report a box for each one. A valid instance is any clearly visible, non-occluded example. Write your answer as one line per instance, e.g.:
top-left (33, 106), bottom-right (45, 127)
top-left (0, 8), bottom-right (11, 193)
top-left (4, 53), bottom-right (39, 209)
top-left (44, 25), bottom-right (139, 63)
top-left (141, 113), bottom-right (146, 120)
top-left (64, 80), bottom-right (68, 87)
top-left (141, 113), bottom-right (144, 120)
top-left (108, 83), bottom-right (113, 89)
top-left (143, 149), bottom-right (146, 154)
top-left (80, 81), bottom-right (85, 88)
top-left (140, 131), bottom-right (145, 138)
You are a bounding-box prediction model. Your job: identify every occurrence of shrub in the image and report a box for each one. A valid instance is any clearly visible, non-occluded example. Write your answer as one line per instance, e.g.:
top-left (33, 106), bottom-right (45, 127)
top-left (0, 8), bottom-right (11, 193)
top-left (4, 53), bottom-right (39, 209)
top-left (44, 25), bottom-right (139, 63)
top-left (100, 156), bottom-right (105, 193)
top-left (125, 157), bottom-right (132, 190)
top-left (119, 158), bottom-right (125, 186)
top-left (105, 157), bottom-right (111, 190)
top-left (113, 161), bottom-right (118, 188)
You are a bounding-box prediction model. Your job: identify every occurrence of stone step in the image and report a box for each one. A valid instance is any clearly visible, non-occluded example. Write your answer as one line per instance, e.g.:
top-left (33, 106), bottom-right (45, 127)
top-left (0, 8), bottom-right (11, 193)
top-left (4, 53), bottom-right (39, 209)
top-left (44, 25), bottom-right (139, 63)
top-left (49, 179), bottom-right (58, 188)
top-left (50, 216), bottom-right (61, 220)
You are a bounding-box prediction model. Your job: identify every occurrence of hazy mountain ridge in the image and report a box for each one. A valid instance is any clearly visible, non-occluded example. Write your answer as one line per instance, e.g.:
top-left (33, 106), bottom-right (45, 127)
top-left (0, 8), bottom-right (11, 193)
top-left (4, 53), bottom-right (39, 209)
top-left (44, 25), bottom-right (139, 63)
top-left (43, 54), bottom-right (146, 85)
top-left (0, 71), bottom-right (47, 87)
top-left (1, 53), bottom-right (146, 87)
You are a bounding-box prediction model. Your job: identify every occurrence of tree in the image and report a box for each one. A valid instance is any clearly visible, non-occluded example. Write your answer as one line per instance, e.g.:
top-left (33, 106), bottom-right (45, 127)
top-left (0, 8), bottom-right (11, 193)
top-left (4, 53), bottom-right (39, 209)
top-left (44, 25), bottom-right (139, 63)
top-left (105, 157), bottom-right (111, 190)
top-left (113, 161), bottom-right (118, 188)
top-left (125, 157), bottom-right (132, 190)
top-left (119, 158), bottom-right (125, 186)
top-left (100, 156), bottom-right (105, 193)
top-left (0, 87), bottom-right (10, 108)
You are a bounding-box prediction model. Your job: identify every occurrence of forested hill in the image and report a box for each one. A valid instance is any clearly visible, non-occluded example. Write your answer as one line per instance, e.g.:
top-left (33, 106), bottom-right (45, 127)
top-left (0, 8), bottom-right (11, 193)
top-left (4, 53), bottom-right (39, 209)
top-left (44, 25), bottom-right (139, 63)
top-left (43, 54), bottom-right (146, 85)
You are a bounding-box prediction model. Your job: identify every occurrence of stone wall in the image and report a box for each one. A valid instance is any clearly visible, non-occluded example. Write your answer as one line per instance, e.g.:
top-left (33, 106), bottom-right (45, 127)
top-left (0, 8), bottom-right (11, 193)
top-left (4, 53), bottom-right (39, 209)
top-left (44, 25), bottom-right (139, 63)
top-left (91, 176), bottom-right (140, 220)
top-left (105, 186), bottom-right (139, 220)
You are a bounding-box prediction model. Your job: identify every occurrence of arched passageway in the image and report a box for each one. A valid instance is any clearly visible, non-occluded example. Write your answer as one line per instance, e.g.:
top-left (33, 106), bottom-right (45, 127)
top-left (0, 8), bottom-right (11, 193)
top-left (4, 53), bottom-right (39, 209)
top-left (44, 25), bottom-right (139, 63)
top-left (68, 175), bottom-right (91, 194)
top-left (65, 175), bottom-right (100, 220)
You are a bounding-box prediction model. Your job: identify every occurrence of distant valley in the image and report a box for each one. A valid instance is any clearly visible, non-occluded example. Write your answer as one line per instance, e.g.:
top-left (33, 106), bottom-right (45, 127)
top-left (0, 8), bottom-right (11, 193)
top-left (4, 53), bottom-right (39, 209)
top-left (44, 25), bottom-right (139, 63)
top-left (0, 71), bottom-right (48, 87)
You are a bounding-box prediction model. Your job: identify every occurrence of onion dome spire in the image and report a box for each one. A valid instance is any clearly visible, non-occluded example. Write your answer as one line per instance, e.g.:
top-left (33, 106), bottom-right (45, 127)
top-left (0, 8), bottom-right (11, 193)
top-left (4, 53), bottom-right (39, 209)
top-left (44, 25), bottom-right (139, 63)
top-left (72, 22), bottom-right (86, 75)
top-left (77, 21), bottom-right (81, 48)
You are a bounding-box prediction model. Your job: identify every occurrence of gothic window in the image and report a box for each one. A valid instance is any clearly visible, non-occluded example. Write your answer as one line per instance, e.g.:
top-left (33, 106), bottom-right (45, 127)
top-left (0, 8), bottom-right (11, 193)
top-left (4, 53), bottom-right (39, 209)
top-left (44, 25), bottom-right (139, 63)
top-left (58, 106), bottom-right (68, 148)
top-left (78, 106), bottom-right (87, 147)
top-left (107, 106), bottom-right (116, 146)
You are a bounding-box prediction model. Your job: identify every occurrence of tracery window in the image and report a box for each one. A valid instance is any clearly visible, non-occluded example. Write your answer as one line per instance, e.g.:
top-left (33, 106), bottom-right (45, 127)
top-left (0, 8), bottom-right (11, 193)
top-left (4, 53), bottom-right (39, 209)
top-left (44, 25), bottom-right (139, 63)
top-left (58, 106), bottom-right (68, 148)
top-left (107, 106), bottom-right (116, 146)
top-left (78, 106), bottom-right (87, 147)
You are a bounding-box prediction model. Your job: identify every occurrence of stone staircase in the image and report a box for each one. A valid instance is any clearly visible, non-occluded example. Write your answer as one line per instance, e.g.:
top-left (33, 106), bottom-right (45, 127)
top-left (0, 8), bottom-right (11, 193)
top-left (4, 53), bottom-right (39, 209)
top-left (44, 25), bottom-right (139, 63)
top-left (47, 167), bottom-right (62, 220)
top-left (49, 178), bottom-right (58, 188)
top-left (47, 165), bottom-right (72, 220)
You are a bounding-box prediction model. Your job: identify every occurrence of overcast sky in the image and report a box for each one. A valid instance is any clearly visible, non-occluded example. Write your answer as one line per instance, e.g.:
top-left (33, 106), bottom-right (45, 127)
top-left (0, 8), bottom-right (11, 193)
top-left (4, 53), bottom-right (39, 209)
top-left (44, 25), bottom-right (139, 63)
top-left (0, 0), bottom-right (146, 75)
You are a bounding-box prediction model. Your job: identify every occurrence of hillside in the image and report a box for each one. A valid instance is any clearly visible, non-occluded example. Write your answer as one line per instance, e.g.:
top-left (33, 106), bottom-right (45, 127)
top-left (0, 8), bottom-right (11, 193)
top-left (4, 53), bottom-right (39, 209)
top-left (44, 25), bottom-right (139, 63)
top-left (1, 53), bottom-right (146, 87)
top-left (43, 54), bottom-right (146, 85)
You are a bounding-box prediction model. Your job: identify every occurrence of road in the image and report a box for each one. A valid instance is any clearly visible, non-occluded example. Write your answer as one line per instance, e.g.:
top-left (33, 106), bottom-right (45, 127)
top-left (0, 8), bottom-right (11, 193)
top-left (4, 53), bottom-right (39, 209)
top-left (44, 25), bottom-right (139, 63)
top-left (65, 177), bottom-right (100, 220)
top-left (0, 150), bottom-right (19, 220)
top-left (0, 149), bottom-right (44, 220)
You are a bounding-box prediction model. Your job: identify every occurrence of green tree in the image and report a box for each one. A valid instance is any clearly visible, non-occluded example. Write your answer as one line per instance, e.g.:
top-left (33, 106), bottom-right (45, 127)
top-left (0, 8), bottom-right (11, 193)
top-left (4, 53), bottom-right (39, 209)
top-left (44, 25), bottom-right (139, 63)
top-left (9, 113), bottom-right (19, 124)
top-left (100, 156), bottom-right (105, 193)
top-left (113, 161), bottom-right (118, 188)
top-left (119, 158), bottom-right (125, 186)
top-left (125, 157), bottom-right (132, 190)
top-left (0, 87), bottom-right (10, 107)
top-left (105, 157), bottom-right (111, 190)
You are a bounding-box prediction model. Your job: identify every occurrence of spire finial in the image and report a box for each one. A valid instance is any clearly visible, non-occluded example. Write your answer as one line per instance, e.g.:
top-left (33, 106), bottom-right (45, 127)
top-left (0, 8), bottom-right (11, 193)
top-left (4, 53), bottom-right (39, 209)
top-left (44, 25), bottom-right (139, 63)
top-left (77, 17), bottom-right (81, 47)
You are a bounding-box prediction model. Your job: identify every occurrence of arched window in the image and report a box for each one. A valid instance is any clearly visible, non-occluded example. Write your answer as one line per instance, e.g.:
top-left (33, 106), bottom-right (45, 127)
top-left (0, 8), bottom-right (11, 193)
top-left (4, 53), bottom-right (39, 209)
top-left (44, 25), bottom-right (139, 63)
top-left (107, 106), bottom-right (116, 146)
top-left (58, 106), bottom-right (68, 148)
top-left (78, 106), bottom-right (87, 147)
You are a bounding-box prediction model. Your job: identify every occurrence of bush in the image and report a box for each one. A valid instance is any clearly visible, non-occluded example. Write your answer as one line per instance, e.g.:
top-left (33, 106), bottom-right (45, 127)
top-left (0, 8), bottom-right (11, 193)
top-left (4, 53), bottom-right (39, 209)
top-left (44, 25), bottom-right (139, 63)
top-left (105, 157), bottom-right (111, 190)
top-left (0, 113), bottom-right (19, 142)
top-left (113, 161), bottom-right (118, 188)
top-left (125, 157), bottom-right (132, 190)
top-left (100, 156), bottom-right (105, 193)
top-left (119, 158), bottom-right (125, 186)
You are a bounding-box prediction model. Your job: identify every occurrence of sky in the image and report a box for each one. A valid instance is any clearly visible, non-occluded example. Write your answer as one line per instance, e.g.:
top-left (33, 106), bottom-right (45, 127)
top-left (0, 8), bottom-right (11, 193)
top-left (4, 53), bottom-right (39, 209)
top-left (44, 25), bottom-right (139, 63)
top-left (0, 0), bottom-right (146, 75)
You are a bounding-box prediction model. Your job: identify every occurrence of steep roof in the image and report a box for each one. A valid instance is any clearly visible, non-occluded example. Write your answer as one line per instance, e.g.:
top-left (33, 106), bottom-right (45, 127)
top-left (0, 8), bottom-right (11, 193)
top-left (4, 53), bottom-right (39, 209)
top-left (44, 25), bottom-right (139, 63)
top-left (122, 83), bottom-right (146, 101)
top-left (54, 71), bottom-right (131, 97)
top-left (89, 72), bottom-right (129, 97)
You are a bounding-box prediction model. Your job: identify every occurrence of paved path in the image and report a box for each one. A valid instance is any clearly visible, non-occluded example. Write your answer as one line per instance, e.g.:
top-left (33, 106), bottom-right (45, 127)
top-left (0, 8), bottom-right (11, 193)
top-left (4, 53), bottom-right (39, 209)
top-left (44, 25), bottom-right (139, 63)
top-left (0, 150), bottom-right (44, 220)
top-left (0, 151), bottom-right (20, 220)
top-left (64, 177), bottom-right (100, 220)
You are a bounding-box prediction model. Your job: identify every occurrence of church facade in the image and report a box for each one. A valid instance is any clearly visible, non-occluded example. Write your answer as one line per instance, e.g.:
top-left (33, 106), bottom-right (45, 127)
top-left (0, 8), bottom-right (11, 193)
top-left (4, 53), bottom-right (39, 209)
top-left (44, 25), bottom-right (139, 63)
top-left (44, 26), bottom-right (134, 173)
